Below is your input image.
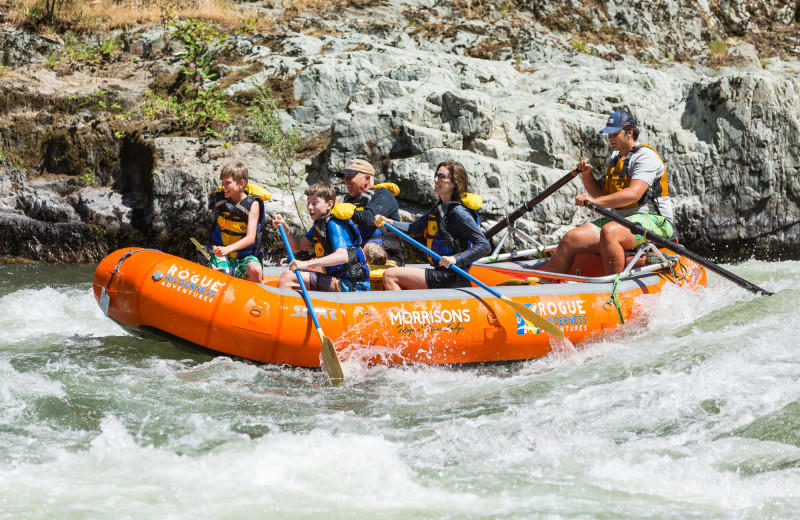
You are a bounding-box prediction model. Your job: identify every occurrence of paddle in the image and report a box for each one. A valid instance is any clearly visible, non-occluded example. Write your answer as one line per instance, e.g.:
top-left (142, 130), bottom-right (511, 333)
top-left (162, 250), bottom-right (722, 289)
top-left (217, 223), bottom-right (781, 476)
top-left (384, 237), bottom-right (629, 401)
top-left (190, 237), bottom-right (211, 260)
top-left (485, 168), bottom-right (580, 240)
top-left (582, 201), bottom-right (773, 296)
top-left (380, 221), bottom-right (565, 340)
top-left (277, 223), bottom-right (345, 385)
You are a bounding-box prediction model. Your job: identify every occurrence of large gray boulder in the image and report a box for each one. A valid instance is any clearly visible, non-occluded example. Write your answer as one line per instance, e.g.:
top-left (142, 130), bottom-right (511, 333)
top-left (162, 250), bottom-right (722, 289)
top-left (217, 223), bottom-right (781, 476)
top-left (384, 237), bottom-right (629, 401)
top-left (0, 0), bottom-right (798, 263)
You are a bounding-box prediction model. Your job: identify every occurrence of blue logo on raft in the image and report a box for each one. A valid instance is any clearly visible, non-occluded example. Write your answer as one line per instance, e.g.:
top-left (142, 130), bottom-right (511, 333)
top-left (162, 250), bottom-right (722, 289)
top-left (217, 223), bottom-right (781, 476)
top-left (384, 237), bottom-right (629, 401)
top-left (516, 304), bottom-right (542, 335)
top-left (515, 300), bottom-right (589, 335)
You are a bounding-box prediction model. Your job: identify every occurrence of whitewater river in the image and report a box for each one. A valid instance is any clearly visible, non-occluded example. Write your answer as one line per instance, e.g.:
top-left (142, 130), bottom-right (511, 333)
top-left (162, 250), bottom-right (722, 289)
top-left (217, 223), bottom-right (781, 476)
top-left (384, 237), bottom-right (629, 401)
top-left (0, 260), bottom-right (798, 519)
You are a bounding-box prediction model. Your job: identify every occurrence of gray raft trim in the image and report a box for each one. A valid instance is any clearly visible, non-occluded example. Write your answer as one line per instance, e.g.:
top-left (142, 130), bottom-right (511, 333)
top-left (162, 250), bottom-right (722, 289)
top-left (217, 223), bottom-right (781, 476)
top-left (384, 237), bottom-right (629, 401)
top-left (259, 264), bottom-right (661, 304)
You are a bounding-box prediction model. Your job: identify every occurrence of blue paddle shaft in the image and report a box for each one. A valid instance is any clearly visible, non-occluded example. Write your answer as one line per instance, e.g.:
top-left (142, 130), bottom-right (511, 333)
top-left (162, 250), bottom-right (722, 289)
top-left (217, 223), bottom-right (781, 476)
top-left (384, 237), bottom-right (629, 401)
top-left (382, 222), bottom-right (504, 300)
top-left (278, 223), bottom-right (323, 330)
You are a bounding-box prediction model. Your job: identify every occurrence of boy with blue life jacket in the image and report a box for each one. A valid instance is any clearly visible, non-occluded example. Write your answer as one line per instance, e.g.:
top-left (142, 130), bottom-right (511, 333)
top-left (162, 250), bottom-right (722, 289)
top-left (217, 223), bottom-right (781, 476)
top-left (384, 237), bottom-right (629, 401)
top-left (546, 110), bottom-right (675, 275)
top-left (374, 160), bottom-right (490, 290)
top-left (207, 161), bottom-right (271, 283)
top-left (271, 182), bottom-right (370, 292)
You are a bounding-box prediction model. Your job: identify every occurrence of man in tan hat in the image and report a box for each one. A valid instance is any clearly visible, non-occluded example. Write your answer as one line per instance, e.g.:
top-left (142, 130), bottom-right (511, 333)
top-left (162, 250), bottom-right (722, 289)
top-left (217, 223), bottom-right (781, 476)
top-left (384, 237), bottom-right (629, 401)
top-left (333, 159), bottom-right (404, 265)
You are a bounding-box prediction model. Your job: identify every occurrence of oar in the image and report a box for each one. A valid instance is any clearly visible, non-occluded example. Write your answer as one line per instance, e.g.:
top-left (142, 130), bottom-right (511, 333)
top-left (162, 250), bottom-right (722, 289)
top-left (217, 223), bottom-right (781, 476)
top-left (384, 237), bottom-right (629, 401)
top-left (190, 237), bottom-right (211, 260)
top-left (381, 221), bottom-right (565, 340)
top-left (485, 168), bottom-right (580, 240)
top-left (277, 224), bottom-right (345, 385)
top-left (582, 201), bottom-right (773, 296)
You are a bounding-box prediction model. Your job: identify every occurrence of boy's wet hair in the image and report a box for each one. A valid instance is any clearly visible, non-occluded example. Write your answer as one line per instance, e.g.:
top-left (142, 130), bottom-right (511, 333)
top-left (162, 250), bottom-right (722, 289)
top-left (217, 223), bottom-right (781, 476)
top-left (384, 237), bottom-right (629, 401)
top-left (220, 161), bottom-right (249, 184)
top-left (363, 242), bottom-right (387, 265)
top-left (304, 182), bottom-right (336, 202)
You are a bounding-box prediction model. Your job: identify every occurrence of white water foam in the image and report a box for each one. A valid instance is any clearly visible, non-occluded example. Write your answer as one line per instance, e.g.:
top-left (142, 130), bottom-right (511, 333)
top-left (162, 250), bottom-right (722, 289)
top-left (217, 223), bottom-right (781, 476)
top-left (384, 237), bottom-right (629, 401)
top-left (0, 287), bottom-right (128, 345)
top-left (1, 262), bottom-right (799, 518)
top-left (0, 415), bottom-right (481, 519)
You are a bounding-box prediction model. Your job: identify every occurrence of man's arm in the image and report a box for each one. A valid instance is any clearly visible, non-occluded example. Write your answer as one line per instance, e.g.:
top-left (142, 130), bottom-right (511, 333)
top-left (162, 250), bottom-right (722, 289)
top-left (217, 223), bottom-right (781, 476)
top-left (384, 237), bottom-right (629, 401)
top-left (583, 180), bottom-right (649, 209)
top-left (350, 189), bottom-right (399, 226)
top-left (577, 157), bottom-right (604, 198)
top-left (587, 149), bottom-right (662, 208)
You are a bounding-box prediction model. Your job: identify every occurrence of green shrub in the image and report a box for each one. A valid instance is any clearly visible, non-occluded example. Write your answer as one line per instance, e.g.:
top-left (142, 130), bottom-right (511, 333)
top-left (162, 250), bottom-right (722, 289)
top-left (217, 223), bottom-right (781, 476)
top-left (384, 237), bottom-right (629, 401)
top-left (76, 168), bottom-right (96, 187)
top-left (709, 39), bottom-right (728, 56)
top-left (708, 39), bottom-right (730, 67)
top-left (236, 16), bottom-right (258, 35)
top-left (572, 40), bottom-right (589, 54)
top-left (246, 82), bottom-right (305, 226)
top-left (169, 18), bottom-right (232, 138)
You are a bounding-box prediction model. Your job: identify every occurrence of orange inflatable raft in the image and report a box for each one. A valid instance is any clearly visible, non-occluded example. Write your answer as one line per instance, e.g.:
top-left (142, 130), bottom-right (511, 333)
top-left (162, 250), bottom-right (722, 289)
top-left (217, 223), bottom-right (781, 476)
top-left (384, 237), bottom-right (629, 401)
top-left (93, 246), bottom-right (706, 368)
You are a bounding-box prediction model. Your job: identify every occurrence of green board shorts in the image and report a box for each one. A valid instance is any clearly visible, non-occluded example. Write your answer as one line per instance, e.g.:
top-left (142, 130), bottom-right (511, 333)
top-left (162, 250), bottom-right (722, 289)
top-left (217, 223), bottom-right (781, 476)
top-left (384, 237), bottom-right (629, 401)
top-left (591, 213), bottom-right (674, 248)
top-left (208, 254), bottom-right (262, 279)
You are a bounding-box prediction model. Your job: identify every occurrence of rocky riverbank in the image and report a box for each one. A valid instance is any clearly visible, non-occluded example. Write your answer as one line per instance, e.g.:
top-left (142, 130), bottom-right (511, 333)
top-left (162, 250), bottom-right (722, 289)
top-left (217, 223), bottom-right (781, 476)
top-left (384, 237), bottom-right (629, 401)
top-left (1, 0), bottom-right (798, 264)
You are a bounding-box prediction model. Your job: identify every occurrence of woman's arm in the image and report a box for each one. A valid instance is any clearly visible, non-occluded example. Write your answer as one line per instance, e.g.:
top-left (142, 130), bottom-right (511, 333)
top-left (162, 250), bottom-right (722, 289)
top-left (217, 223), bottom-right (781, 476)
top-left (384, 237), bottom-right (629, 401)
top-left (449, 206), bottom-right (491, 268)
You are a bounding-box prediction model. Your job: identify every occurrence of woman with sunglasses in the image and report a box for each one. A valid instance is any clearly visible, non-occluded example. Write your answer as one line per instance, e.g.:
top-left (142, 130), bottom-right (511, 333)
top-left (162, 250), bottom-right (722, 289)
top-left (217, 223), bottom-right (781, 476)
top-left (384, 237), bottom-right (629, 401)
top-left (373, 160), bottom-right (490, 290)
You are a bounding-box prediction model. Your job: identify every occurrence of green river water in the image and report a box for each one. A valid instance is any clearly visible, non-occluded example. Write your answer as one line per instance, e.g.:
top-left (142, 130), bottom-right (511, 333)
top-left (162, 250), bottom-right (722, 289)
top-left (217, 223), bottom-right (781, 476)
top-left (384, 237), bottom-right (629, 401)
top-left (0, 260), bottom-right (798, 519)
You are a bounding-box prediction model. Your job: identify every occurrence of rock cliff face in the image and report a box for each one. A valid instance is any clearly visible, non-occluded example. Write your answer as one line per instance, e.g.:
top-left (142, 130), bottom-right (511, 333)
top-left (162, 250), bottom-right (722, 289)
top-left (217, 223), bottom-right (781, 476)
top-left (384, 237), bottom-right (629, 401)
top-left (0, 0), bottom-right (798, 263)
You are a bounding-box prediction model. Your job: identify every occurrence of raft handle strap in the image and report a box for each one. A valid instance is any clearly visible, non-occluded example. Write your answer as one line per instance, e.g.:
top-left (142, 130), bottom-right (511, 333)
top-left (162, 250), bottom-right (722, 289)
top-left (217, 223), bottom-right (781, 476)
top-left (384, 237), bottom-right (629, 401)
top-left (607, 273), bottom-right (625, 324)
top-left (106, 248), bottom-right (161, 289)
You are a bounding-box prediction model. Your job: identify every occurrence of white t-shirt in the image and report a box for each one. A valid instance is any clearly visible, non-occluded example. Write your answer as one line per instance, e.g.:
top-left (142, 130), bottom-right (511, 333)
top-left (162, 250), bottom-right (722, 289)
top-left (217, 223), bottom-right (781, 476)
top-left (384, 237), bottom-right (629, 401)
top-left (606, 145), bottom-right (674, 221)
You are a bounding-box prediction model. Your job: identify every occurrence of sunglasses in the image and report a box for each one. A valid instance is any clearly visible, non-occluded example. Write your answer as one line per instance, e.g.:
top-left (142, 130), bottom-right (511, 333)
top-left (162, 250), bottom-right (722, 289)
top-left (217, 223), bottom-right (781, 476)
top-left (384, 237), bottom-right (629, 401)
top-left (434, 173), bottom-right (451, 181)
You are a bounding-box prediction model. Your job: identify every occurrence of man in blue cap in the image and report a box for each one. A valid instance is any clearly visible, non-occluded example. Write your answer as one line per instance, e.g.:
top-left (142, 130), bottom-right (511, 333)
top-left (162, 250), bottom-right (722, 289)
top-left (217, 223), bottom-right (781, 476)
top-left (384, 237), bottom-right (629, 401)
top-left (546, 110), bottom-right (675, 275)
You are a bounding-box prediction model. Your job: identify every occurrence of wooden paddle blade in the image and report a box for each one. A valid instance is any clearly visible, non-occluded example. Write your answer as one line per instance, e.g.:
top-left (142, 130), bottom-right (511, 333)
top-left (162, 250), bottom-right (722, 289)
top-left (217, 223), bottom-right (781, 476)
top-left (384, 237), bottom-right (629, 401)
top-left (319, 330), bottom-right (344, 385)
top-left (500, 295), bottom-right (565, 340)
top-left (497, 277), bottom-right (539, 286)
top-left (190, 237), bottom-right (210, 260)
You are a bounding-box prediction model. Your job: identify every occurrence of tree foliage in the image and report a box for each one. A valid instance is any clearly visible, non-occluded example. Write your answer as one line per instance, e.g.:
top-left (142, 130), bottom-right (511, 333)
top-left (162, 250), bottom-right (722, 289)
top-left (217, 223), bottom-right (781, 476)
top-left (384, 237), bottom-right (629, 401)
top-left (246, 82), bottom-right (306, 227)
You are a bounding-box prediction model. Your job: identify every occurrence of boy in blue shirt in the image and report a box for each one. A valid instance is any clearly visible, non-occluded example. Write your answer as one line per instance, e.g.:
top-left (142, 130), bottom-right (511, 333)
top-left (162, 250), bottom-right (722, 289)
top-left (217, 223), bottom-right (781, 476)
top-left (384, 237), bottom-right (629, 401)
top-left (271, 182), bottom-right (370, 292)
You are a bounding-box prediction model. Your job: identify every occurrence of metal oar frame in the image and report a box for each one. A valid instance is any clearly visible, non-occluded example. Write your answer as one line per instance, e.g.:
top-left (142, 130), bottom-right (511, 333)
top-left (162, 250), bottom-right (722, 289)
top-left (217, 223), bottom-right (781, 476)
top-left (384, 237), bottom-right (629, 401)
top-left (476, 225), bottom-right (550, 264)
top-left (478, 226), bottom-right (680, 285)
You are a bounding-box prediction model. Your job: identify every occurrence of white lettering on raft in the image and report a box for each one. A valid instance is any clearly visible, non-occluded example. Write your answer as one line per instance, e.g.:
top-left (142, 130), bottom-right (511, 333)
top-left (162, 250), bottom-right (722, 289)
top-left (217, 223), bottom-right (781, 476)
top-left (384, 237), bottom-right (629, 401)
top-left (388, 309), bottom-right (471, 326)
top-left (536, 299), bottom-right (585, 316)
top-left (290, 306), bottom-right (338, 320)
top-left (161, 264), bottom-right (224, 300)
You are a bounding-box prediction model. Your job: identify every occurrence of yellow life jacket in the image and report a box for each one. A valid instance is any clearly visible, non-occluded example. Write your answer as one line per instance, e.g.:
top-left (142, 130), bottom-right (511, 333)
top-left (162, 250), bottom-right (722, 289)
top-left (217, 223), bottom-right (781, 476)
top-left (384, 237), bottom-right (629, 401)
top-left (602, 144), bottom-right (669, 211)
top-left (209, 183), bottom-right (271, 259)
top-left (367, 259), bottom-right (398, 291)
top-left (424, 193), bottom-right (483, 265)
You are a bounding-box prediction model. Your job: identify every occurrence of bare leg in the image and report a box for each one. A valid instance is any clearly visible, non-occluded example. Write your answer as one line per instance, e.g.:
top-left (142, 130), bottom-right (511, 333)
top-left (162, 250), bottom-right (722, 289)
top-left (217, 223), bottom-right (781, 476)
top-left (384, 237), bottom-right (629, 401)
top-left (546, 223), bottom-right (602, 273)
top-left (598, 222), bottom-right (637, 275)
top-left (245, 262), bottom-right (263, 283)
top-left (277, 269), bottom-right (311, 290)
top-left (382, 266), bottom-right (429, 290)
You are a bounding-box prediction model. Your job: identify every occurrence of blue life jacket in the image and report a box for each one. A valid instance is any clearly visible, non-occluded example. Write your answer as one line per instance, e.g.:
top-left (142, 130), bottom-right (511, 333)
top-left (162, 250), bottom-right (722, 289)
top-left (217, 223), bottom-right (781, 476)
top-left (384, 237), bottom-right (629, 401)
top-left (311, 215), bottom-right (370, 282)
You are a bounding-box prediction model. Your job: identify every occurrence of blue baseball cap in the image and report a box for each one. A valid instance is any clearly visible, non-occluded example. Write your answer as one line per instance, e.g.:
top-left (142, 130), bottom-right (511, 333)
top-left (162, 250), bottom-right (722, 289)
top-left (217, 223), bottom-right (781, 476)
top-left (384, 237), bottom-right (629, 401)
top-left (600, 110), bottom-right (637, 133)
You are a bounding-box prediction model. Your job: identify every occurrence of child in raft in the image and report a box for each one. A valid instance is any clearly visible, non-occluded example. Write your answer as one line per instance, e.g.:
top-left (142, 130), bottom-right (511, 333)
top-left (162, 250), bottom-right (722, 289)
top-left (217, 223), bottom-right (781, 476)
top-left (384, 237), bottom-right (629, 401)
top-left (272, 182), bottom-right (371, 292)
top-left (206, 160), bottom-right (271, 283)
